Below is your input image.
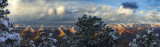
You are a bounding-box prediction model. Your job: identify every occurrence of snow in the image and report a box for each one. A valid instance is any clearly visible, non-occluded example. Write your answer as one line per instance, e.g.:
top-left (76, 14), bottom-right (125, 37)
top-left (155, 34), bottom-right (159, 37)
top-left (29, 40), bottom-right (36, 47)
top-left (41, 36), bottom-right (46, 40)
top-left (50, 38), bottom-right (57, 43)
top-left (0, 20), bottom-right (8, 27)
top-left (136, 34), bottom-right (140, 38)
top-left (111, 35), bottom-right (118, 40)
top-left (8, 28), bottom-right (13, 31)
top-left (0, 0), bottom-right (2, 4)
top-left (108, 29), bottom-right (119, 40)
top-left (7, 33), bottom-right (22, 41)
top-left (63, 36), bottom-right (68, 40)
top-left (29, 40), bottom-right (34, 44)
top-left (5, 9), bottom-right (10, 14)
top-left (41, 37), bottom-right (57, 47)
top-left (130, 29), bottom-right (159, 47)
top-left (2, 3), bottom-right (8, 6)
top-left (147, 30), bottom-right (152, 34)
top-left (143, 35), bottom-right (146, 38)
top-left (129, 43), bottom-right (138, 47)
top-left (2, 15), bottom-right (8, 18)
top-left (49, 33), bottom-right (52, 37)
top-left (0, 32), bottom-right (22, 43)
top-left (51, 45), bottom-right (56, 47)
top-left (0, 0), bottom-right (22, 46)
top-left (114, 29), bottom-right (118, 32)
top-left (0, 37), bottom-right (6, 42)
top-left (152, 41), bottom-right (157, 45)
top-left (0, 32), bottom-right (7, 36)
top-left (93, 22), bottom-right (100, 26)
top-left (133, 39), bottom-right (136, 42)
top-left (146, 28), bottom-right (153, 34)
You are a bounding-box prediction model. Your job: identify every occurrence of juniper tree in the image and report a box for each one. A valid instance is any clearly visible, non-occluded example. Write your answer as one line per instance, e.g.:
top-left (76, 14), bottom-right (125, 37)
top-left (129, 28), bottom-right (159, 47)
top-left (0, 0), bottom-right (22, 47)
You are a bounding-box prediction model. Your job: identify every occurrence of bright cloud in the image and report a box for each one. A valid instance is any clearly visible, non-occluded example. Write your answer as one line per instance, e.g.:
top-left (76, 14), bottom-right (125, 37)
top-left (56, 6), bottom-right (65, 16)
top-left (5, 0), bottom-right (160, 24)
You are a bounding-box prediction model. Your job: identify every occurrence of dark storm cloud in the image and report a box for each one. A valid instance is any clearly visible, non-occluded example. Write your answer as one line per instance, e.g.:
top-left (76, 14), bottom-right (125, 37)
top-left (122, 2), bottom-right (138, 9)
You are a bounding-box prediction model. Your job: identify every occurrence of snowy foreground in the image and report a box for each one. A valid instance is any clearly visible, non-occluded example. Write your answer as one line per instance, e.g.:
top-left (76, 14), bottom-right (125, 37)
top-left (0, 31), bottom-right (57, 47)
top-left (1, 26), bottom-right (160, 47)
top-left (0, 31), bottom-right (22, 46)
top-left (129, 29), bottom-right (160, 47)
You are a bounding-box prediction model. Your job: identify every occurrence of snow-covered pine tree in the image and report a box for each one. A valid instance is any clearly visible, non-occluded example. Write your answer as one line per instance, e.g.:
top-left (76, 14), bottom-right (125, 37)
top-left (39, 33), bottom-right (57, 47)
top-left (97, 26), bottom-right (119, 47)
top-left (26, 33), bottom-right (57, 47)
top-left (61, 14), bottom-right (119, 47)
top-left (0, 0), bottom-right (13, 32)
top-left (28, 40), bottom-right (36, 47)
top-left (129, 28), bottom-right (159, 47)
top-left (0, 0), bottom-right (22, 47)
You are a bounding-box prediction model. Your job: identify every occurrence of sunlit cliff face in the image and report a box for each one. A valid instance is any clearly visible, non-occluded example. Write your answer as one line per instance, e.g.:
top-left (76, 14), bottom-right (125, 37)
top-left (30, 27), bottom-right (35, 33)
top-left (70, 27), bottom-right (76, 33)
top-left (38, 25), bottom-right (44, 31)
top-left (107, 23), bottom-right (160, 35)
top-left (109, 23), bottom-right (136, 35)
top-left (19, 25), bottom-right (30, 37)
top-left (18, 25), bottom-right (42, 43)
top-left (17, 23), bottom-right (160, 40)
top-left (58, 25), bottom-right (67, 37)
top-left (18, 25), bottom-right (77, 43)
top-left (14, 23), bottom-right (160, 45)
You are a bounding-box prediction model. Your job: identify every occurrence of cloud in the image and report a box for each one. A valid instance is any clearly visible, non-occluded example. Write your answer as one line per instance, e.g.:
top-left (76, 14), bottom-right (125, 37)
top-left (117, 2), bottom-right (139, 16)
top-left (6, 0), bottom-right (160, 24)
top-left (84, 5), bottom-right (143, 24)
top-left (146, 10), bottom-right (160, 22)
top-left (139, 11), bottom-right (145, 14)
top-left (7, 0), bottom-right (85, 24)
top-left (117, 6), bottom-right (135, 15)
top-left (37, 14), bottom-right (46, 19)
top-left (48, 8), bottom-right (55, 16)
top-left (56, 6), bottom-right (65, 16)
top-left (98, 5), bottom-right (112, 11)
top-left (122, 2), bottom-right (138, 9)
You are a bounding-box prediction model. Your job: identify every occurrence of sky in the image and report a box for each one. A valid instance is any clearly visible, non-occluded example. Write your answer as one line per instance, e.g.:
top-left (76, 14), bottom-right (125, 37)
top-left (6, 0), bottom-right (160, 24)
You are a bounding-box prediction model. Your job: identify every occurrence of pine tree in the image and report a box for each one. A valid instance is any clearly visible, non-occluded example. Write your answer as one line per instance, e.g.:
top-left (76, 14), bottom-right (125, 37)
top-left (39, 33), bottom-right (57, 47)
top-left (26, 33), bottom-right (57, 47)
top-left (0, 0), bottom-right (13, 32)
top-left (0, 0), bottom-right (22, 46)
top-left (61, 14), bottom-right (119, 47)
top-left (129, 28), bottom-right (160, 47)
top-left (97, 26), bottom-right (119, 47)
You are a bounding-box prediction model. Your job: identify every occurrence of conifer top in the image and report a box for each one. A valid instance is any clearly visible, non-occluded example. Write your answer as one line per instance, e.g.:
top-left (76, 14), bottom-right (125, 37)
top-left (0, 0), bottom-right (8, 8)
